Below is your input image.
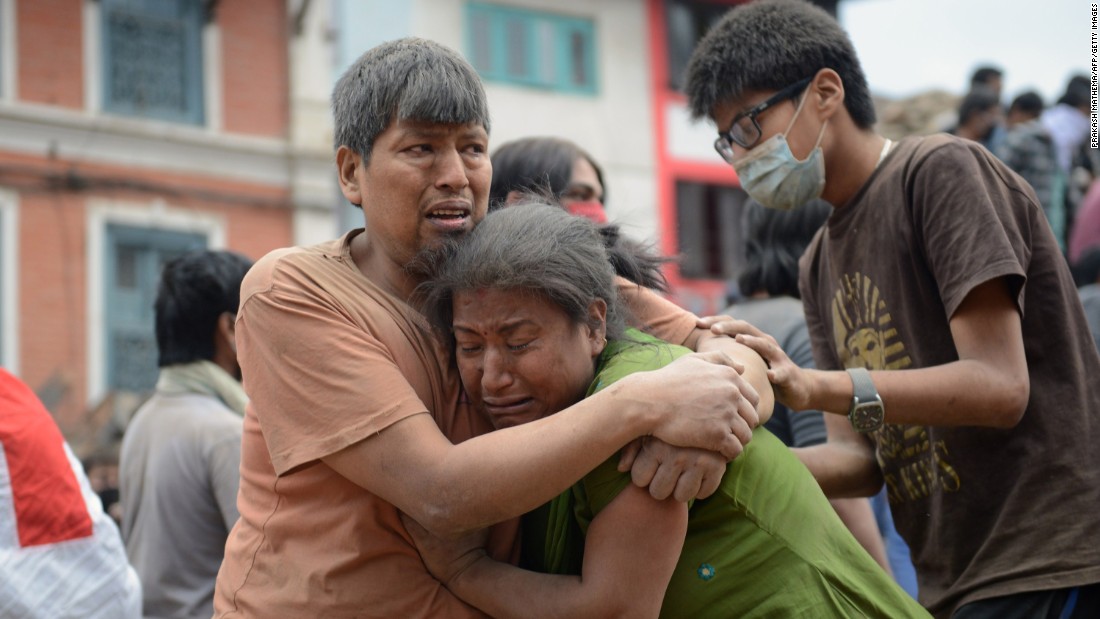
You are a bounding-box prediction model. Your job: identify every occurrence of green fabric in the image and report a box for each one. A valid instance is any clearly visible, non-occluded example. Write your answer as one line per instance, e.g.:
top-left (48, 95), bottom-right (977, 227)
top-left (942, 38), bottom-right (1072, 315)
top-left (529, 329), bottom-right (929, 618)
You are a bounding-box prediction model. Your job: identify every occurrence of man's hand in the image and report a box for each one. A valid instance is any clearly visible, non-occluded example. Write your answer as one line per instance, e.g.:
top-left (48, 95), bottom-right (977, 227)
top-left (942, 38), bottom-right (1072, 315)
top-left (699, 315), bottom-right (815, 412)
top-left (614, 350), bottom-right (759, 460)
top-left (400, 513), bottom-right (489, 587)
top-left (618, 437), bottom-right (727, 502)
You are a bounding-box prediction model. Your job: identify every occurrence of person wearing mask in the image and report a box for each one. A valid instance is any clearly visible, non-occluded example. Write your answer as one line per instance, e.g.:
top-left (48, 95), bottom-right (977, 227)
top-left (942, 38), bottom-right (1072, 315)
top-left (489, 136), bottom-right (608, 223)
top-left (684, 1), bottom-right (1100, 616)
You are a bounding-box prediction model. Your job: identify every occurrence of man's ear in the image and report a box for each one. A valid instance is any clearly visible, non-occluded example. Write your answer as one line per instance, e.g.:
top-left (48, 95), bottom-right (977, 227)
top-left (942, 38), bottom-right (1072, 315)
top-left (336, 145), bottom-right (364, 207)
top-left (587, 298), bottom-right (608, 357)
top-left (811, 68), bottom-right (845, 121)
top-left (217, 312), bottom-right (237, 355)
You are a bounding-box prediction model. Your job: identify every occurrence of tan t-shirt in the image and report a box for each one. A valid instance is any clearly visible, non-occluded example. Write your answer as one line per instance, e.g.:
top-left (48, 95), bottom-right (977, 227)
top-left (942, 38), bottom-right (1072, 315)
top-left (213, 230), bottom-right (697, 618)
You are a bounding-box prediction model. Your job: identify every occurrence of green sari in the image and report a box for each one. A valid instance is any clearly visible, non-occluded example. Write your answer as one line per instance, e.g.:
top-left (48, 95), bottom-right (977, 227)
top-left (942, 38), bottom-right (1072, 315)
top-left (521, 329), bottom-right (928, 618)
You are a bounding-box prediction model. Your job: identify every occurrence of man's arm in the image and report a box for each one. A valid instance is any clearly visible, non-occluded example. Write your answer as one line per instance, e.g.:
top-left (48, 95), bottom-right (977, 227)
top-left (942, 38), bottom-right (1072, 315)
top-left (794, 413), bottom-right (882, 498)
top-left (325, 350), bottom-right (753, 537)
top-left (403, 484), bottom-right (687, 619)
top-left (711, 277), bottom-right (1029, 428)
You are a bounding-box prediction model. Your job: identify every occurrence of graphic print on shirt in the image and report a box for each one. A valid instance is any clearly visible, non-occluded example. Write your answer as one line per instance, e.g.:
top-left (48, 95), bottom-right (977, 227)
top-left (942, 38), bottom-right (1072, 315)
top-left (830, 272), bottom-right (960, 505)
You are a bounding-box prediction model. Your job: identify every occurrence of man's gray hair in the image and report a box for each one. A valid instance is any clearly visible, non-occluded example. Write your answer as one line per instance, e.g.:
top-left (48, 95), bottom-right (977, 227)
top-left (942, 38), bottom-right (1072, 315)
top-left (332, 37), bottom-right (491, 163)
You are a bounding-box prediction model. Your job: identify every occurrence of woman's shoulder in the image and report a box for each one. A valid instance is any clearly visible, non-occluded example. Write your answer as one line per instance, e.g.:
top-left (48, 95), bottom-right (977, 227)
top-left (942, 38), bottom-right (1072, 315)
top-left (588, 329), bottom-right (691, 395)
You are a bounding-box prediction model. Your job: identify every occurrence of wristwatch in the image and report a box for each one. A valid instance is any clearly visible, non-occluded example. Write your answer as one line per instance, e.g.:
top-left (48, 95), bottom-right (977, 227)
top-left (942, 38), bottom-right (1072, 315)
top-left (846, 367), bottom-right (885, 433)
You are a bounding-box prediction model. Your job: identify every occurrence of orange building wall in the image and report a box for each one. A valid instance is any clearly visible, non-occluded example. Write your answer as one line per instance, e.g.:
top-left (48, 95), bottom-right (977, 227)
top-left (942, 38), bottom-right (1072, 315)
top-left (7, 152), bottom-right (293, 427)
top-left (18, 0), bottom-right (85, 109)
top-left (219, 0), bottom-right (289, 138)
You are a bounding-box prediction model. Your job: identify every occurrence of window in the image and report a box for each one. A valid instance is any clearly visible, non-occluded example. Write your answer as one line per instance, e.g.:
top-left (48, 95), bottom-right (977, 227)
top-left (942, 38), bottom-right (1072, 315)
top-left (466, 3), bottom-right (597, 94)
top-left (101, 0), bottom-right (205, 124)
top-left (665, 0), bottom-right (736, 92)
top-left (105, 225), bottom-right (206, 393)
top-left (675, 180), bottom-right (750, 280)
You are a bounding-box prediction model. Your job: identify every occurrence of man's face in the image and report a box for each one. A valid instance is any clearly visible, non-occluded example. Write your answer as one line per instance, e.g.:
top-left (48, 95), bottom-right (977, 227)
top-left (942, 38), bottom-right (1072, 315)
top-left (349, 118), bottom-right (491, 268)
top-left (712, 86), bottom-right (822, 165)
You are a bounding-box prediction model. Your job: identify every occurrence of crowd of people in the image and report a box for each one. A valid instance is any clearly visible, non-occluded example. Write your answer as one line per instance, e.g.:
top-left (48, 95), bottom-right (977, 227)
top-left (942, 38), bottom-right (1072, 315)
top-left (2, 0), bottom-right (1098, 617)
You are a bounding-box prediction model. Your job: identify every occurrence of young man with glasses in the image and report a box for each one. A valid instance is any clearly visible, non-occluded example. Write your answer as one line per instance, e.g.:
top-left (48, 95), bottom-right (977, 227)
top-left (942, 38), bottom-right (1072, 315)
top-left (685, 1), bottom-right (1100, 618)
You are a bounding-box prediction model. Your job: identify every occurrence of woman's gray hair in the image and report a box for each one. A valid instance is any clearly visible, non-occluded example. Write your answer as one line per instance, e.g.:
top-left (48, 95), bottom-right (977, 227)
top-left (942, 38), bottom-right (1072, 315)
top-left (416, 203), bottom-right (630, 343)
top-left (332, 37), bottom-right (491, 164)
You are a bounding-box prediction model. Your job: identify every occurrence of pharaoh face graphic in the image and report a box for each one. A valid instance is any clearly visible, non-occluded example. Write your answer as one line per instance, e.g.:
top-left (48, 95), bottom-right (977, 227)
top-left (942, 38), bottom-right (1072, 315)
top-left (831, 272), bottom-right (911, 371)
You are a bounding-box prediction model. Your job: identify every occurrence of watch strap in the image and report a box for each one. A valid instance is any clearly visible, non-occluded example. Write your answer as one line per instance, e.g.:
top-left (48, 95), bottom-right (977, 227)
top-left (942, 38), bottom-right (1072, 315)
top-left (847, 367), bottom-right (877, 406)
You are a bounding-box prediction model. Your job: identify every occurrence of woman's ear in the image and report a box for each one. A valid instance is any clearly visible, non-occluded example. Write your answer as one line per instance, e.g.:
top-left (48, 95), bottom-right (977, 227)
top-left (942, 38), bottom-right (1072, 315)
top-left (812, 68), bottom-right (845, 121)
top-left (586, 298), bottom-right (608, 357)
top-left (336, 145), bottom-right (364, 206)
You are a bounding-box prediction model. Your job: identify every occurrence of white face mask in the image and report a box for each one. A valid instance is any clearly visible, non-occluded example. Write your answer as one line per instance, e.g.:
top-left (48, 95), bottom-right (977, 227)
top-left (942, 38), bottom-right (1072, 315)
top-left (732, 92), bottom-right (828, 211)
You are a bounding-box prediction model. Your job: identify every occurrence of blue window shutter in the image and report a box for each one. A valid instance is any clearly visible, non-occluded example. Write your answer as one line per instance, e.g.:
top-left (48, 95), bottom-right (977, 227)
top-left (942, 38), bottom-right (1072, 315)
top-left (466, 2), bottom-right (597, 95)
top-left (105, 225), bottom-right (207, 393)
top-left (101, 0), bottom-right (205, 125)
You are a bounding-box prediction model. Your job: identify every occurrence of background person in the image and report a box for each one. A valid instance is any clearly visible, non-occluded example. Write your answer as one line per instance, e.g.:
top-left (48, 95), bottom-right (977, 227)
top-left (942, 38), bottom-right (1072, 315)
top-left (723, 199), bottom-right (917, 597)
top-left (0, 368), bottom-right (142, 619)
top-left (996, 91), bottom-right (1064, 246)
top-left (120, 250), bottom-right (253, 619)
top-left (405, 203), bottom-right (928, 618)
top-left (489, 136), bottom-right (608, 222)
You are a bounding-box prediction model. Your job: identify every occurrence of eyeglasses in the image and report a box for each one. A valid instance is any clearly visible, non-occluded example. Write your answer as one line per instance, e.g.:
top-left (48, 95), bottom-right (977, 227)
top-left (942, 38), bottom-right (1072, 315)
top-left (714, 77), bottom-right (813, 163)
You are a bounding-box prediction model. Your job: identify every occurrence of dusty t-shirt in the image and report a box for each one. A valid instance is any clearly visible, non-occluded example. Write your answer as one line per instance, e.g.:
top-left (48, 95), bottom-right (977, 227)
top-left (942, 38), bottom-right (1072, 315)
top-left (213, 229), bottom-right (698, 618)
top-left (800, 134), bottom-right (1100, 617)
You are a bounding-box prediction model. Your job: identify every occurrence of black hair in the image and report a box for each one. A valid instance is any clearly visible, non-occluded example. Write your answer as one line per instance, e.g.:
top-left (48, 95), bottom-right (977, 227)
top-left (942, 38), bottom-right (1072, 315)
top-left (1058, 74), bottom-right (1091, 109)
top-left (957, 87), bottom-right (1001, 126)
top-left (154, 250), bottom-right (253, 367)
top-left (970, 66), bottom-right (1003, 89)
top-left (1009, 91), bottom-right (1045, 117)
top-left (737, 199), bottom-right (831, 299)
top-left (684, 0), bottom-right (876, 129)
top-left (488, 137), bottom-right (606, 211)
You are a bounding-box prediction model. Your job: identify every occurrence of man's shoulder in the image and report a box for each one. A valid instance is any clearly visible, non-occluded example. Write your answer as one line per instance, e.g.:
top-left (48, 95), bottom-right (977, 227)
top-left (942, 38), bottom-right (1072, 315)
top-left (127, 393), bottom-right (241, 440)
top-left (242, 237), bottom-right (347, 298)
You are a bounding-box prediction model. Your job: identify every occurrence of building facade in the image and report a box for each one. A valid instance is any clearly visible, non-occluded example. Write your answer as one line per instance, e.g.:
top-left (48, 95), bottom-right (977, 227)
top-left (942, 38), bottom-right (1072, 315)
top-left (0, 0), bottom-right (335, 433)
top-left (331, 0), bottom-right (758, 317)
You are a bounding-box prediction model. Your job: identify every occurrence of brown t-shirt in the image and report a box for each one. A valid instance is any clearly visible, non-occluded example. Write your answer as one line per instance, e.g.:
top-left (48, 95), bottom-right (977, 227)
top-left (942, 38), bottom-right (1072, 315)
top-left (213, 230), bottom-right (697, 618)
top-left (800, 134), bottom-right (1100, 617)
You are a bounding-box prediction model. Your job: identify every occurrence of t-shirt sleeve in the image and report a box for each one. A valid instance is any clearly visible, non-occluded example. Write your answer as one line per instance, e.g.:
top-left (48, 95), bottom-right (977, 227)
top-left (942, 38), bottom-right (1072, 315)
top-left (616, 278), bottom-right (698, 346)
top-left (236, 269), bottom-right (430, 476)
top-left (909, 138), bottom-right (1031, 318)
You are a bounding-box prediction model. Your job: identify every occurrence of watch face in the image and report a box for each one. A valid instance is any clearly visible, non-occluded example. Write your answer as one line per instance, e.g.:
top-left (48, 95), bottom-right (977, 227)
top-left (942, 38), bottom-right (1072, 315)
top-left (851, 402), bottom-right (885, 433)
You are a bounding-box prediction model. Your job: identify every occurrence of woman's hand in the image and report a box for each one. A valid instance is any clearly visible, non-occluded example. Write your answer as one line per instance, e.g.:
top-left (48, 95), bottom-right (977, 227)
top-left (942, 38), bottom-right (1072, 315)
top-left (400, 513), bottom-right (490, 586)
top-left (699, 315), bottom-right (816, 412)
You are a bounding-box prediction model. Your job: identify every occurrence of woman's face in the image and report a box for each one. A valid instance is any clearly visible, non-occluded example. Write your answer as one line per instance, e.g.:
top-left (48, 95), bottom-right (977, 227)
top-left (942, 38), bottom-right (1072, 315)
top-left (452, 288), bottom-right (606, 429)
top-left (561, 157), bottom-right (607, 223)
